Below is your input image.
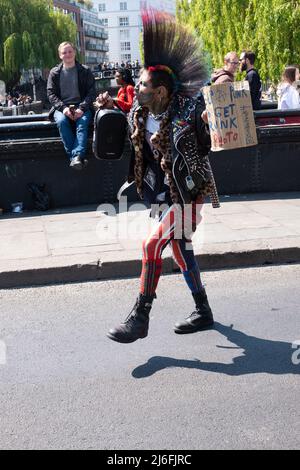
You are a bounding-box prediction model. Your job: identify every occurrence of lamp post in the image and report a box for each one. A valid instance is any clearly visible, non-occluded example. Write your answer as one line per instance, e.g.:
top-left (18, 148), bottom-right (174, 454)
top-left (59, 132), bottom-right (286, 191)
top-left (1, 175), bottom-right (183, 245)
top-left (31, 69), bottom-right (37, 102)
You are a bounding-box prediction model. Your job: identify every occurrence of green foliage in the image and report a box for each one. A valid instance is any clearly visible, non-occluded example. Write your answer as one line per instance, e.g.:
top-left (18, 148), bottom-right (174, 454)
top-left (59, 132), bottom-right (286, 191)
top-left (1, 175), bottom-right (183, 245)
top-left (176, 0), bottom-right (300, 82)
top-left (139, 31), bottom-right (144, 65)
top-left (77, 0), bottom-right (93, 8)
top-left (0, 0), bottom-right (77, 84)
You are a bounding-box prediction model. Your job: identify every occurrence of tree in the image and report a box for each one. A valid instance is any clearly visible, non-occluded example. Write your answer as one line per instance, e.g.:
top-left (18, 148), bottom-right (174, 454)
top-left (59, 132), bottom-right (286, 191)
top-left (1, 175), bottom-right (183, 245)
top-left (0, 0), bottom-right (77, 89)
top-left (77, 0), bottom-right (93, 9)
top-left (176, 0), bottom-right (300, 82)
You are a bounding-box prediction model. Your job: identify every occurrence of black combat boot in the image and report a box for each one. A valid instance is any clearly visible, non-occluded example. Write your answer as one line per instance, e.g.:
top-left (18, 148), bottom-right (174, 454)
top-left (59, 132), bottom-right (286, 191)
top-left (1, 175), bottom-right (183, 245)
top-left (174, 288), bottom-right (214, 334)
top-left (107, 294), bottom-right (155, 343)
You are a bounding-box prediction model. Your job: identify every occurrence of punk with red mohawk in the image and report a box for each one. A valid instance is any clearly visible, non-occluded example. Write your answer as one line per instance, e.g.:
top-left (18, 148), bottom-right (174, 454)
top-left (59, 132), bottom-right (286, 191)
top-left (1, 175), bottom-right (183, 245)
top-left (107, 10), bottom-right (220, 345)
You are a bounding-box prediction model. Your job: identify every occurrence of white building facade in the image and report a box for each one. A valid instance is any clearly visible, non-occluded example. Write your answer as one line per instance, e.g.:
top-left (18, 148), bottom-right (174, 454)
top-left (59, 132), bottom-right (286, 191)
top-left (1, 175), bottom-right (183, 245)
top-left (93, 0), bottom-right (176, 64)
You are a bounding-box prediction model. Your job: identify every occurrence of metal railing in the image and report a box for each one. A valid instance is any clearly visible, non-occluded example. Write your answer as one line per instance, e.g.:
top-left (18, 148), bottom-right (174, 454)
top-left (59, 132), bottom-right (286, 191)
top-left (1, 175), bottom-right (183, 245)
top-left (92, 66), bottom-right (141, 79)
top-left (85, 42), bottom-right (109, 52)
top-left (84, 29), bottom-right (108, 40)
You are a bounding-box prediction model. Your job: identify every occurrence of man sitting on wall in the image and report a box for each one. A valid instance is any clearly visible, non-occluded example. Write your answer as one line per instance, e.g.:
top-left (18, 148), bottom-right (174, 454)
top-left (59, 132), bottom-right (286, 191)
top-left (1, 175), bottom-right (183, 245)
top-left (47, 42), bottom-right (96, 170)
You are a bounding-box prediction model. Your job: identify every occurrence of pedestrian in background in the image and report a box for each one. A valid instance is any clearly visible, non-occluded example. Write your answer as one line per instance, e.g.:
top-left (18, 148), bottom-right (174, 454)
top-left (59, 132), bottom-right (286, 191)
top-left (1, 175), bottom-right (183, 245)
top-left (239, 50), bottom-right (262, 110)
top-left (277, 65), bottom-right (300, 110)
top-left (96, 68), bottom-right (135, 113)
top-left (47, 41), bottom-right (96, 171)
top-left (211, 51), bottom-right (239, 84)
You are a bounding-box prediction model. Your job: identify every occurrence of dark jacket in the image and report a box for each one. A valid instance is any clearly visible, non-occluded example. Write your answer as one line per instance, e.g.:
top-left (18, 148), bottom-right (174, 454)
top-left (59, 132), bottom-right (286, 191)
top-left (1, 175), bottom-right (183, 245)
top-left (170, 95), bottom-right (214, 204)
top-left (128, 94), bottom-right (218, 207)
top-left (47, 61), bottom-right (96, 120)
top-left (245, 68), bottom-right (262, 110)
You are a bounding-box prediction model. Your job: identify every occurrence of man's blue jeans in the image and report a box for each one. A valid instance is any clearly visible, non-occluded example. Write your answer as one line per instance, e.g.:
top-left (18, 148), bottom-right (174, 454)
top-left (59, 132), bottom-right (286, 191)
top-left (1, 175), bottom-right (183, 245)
top-left (54, 109), bottom-right (92, 161)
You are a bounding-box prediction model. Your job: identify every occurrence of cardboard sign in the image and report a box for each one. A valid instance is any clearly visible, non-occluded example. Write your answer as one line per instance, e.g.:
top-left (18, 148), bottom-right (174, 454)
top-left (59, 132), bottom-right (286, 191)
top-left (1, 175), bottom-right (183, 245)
top-left (203, 81), bottom-right (258, 151)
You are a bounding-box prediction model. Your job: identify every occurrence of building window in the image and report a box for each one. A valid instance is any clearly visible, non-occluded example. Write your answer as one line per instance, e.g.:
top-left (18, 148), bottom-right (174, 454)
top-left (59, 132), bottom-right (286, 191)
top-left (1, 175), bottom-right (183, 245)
top-left (121, 41), bottom-right (131, 51)
top-left (121, 54), bottom-right (131, 62)
top-left (98, 3), bottom-right (106, 12)
top-left (120, 2), bottom-right (127, 10)
top-left (119, 17), bottom-right (129, 27)
top-left (119, 29), bottom-right (130, 40)
top-left (100, 18), bottom-right (108, 27)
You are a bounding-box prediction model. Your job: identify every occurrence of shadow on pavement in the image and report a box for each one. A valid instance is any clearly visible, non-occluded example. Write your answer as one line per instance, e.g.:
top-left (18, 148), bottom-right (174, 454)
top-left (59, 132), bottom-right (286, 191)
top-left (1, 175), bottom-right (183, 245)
top-left (132, 322), bottom-right (300, 378)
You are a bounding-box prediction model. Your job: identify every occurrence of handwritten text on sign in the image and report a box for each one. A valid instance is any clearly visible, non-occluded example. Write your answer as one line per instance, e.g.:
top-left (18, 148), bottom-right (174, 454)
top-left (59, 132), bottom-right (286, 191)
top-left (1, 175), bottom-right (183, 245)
top-left (203, 81), bottom-right (258, 151)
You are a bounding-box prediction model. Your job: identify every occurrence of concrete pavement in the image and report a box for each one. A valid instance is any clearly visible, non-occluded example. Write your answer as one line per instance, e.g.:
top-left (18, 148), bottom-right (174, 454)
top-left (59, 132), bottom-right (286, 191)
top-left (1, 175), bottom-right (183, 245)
top-left (0, 192), bottom-right (300, 288)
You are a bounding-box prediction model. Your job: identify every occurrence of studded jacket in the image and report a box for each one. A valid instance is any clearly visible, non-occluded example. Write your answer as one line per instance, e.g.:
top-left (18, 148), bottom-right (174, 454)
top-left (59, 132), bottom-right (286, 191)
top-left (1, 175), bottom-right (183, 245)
top-left (128, 94), bottom-right (220, 208)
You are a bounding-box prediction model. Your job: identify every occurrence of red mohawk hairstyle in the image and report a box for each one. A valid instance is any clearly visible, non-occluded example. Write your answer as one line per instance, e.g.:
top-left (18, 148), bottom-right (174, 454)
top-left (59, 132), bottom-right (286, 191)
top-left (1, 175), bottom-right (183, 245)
top-left (141, 9), bottom-right (207, 97)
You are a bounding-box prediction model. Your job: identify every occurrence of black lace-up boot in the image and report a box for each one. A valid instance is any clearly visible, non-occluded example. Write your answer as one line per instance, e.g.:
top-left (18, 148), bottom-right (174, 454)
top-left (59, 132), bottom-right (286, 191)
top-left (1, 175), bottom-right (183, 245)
top-left (107, 294), bottom-right (155, 343)
top-left (174, 288), bottom-right (214, 334)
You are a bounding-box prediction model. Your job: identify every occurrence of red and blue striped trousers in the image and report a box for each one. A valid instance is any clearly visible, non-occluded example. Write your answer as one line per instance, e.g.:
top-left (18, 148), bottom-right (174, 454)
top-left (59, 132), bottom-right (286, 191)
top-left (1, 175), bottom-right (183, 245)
top-left (140, 200), bottom-right (204, 296)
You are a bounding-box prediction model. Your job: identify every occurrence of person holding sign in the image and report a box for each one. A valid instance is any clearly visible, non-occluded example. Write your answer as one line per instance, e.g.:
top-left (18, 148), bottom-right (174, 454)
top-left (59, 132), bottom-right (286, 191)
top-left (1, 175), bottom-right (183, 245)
top-left (107, 10), bottom-right (220, 344)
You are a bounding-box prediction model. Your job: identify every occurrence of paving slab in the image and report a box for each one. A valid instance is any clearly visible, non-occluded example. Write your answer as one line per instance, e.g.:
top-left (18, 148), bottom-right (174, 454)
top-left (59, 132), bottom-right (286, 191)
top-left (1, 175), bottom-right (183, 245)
top-left (0, 193), bottom-right (299, 288)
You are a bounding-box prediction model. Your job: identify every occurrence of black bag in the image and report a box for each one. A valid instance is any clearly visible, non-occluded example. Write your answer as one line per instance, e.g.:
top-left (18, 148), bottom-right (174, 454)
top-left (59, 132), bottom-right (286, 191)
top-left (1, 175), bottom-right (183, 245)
top-left (27, 183), bottom-right (50, 211)
top-left (92, 109), bottom-right (128, 160)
